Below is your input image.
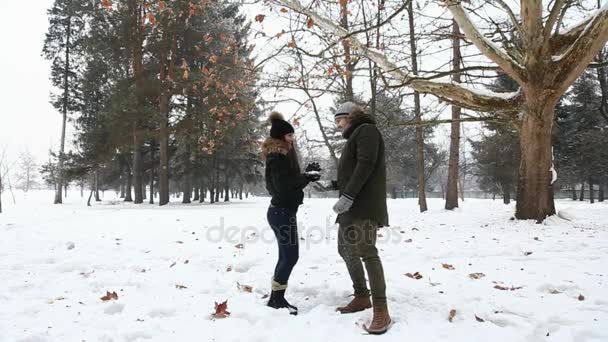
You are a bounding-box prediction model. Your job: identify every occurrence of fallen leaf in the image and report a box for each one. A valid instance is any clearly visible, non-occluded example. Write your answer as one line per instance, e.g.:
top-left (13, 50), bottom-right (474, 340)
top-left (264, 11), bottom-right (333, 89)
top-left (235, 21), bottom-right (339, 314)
top-left (226, 266), bottom-right (233, 272)
top-left (169, 262), bottom-right (177, 268)
top-left (261, 294), bottom-right (269, 299)
top-left (524, 251), bottom-right (533, 256)
top-left (255, 14), bottom-right (265, 23)
top-left (404, 239), bottom-right (413, 243)
top-left (549, 289), bottom-right (561, 294)
top-left (494, 285), bottom-right (523, 291)
top-left (280, 8), bottom-right (289, 13)
top-left (442, 263), bottom-right (455, 270)
top-left (184, 260), bottom-right (189, 264)
top-left (475, 315), bottom-right (485, 322)
top-left (175, 284), bottom-right (187, 289)
top-left (175, 241), bottom-right (184, 244)
top-left (469, 273), bottom-right (485, 279)
top-left (237, 282), bottom-right (253, 293)
top-left (405, 272), bottom-right (423, 280)
top-left (448, 309), bottom-right (456, 322)
top-left (212, 300), bottom-right (230, 318)
top-left (578, 294), bottom-right (585, 301)
top-left (100, 291), bottom-right (118, 301)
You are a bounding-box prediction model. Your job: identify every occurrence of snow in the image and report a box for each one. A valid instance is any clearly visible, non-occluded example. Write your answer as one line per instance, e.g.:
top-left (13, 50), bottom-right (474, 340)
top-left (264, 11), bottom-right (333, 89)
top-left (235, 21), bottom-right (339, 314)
top-left (1, 191), bottom-right (607, 341)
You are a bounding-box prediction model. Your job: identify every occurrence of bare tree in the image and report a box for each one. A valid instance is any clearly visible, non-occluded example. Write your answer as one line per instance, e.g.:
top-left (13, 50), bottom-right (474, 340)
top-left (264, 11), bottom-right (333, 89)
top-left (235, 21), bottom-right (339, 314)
top-left (16, 149), bottom-right (38, 192)
top-left (273, 0), bottom-right (608, 221)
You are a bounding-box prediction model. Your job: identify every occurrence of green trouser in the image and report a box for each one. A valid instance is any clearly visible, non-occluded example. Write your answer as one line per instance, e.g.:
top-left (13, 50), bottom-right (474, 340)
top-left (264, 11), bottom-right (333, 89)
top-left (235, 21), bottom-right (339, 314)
top-left (337, 218), bottom-right (387, 305)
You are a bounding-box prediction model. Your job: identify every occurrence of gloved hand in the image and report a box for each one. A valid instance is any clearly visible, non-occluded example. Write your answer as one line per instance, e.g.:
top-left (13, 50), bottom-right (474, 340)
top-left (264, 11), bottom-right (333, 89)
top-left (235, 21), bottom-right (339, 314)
top-left (304, 162), bottom-right (322, 182)
top-left (305, 162), bottom-right (321, 173)
top-left (305, 172), bottom-right (321, 182)
top-left (332, 194), bottom-right (354, 214)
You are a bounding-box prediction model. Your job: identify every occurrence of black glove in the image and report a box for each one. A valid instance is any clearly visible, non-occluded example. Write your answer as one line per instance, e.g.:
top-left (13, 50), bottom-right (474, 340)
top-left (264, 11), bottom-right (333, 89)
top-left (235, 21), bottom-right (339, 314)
top-left (305, 162), bottom-right (321, 173)
top-left (304, 162), bottom-right (322, 182)
top-left (305, 173), bottom-right (321, 182)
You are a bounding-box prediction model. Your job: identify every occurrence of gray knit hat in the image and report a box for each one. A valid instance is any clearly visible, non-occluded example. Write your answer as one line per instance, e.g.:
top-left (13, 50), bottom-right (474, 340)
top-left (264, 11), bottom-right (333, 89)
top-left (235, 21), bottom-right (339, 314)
top-left (334, 101), bottom-right (358, 119)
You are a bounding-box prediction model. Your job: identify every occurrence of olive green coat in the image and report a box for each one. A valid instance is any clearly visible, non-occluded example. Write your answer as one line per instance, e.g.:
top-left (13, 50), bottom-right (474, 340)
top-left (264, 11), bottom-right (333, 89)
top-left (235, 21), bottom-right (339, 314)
top-left (337, 111), bottom-right (389, 227)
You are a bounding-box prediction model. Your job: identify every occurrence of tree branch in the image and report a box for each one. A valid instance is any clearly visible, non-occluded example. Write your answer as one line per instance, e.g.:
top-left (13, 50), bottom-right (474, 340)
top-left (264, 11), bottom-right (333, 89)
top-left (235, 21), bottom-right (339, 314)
top-left (445, 0), bottom-right (526, 84)
top-left (389, 116), bottom-right (509, 127)
top-left (555, 3), bottom-right (608, 92)
top-left (277, 0), bottom-right (522, 113)
top-left (545, 0), bottom-right (567, 39)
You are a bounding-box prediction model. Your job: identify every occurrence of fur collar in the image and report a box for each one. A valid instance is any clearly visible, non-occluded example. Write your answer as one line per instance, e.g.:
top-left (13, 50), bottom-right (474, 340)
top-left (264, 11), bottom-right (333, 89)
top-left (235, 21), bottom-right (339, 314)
top-left (343, 109), bottom-right (377, 139)
top-left (261, 137), bottom-right (290, 159)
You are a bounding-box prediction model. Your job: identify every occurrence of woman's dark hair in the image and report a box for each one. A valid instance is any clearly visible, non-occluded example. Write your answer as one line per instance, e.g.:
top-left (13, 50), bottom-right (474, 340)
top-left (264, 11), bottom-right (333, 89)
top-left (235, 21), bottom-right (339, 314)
top-left (286, 143), bottom-right (301, 175)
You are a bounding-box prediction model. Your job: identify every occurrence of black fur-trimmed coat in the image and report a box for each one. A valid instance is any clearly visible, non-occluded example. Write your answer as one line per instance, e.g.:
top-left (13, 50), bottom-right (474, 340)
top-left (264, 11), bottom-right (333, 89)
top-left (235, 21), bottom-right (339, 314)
top-left (262, 137), bottom-right (309, 209)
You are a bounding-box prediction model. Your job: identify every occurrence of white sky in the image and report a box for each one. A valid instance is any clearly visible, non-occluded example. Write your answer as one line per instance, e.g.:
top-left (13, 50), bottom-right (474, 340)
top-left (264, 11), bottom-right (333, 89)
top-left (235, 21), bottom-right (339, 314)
top-left (0, 0), bottom-right (64, 164)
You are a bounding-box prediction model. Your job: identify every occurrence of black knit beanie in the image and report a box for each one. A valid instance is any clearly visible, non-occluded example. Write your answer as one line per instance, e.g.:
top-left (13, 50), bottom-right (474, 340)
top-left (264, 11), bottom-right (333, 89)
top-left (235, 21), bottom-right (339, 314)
top-left (268, 112), bottom-right (295, 138)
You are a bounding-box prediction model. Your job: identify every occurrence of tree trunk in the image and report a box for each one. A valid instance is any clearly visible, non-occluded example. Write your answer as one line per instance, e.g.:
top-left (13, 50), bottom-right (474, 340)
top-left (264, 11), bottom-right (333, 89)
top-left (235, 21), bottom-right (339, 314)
top-left (579, 182), bottom-right (585, 201)
top-left (445, 20), bottom-right (462, 210)
top-left (239, 187), bottom-right (243, 200)
top-left (503, 188), bottom-right (511, 205)
top-left (515, 103), bottom-right (557, 221)
top-left (133, 128), bottom-right (144, 204)
top-left (340, 0), bottom-right (354, 101)
top-left (589, 178), bottom-right (595, 203)
top-left (159, 27), bottom-right (178, 206)
top-left (599, 178), bottom-right (605, 202)
top-left (94, 171), bottom-right (101, 202)
top-left (210, 187), bottom-right (215, 204)
top-left (571, 186), bottom-right (578, 200)
top-left (408, 1), bottom-right (427, 212)
top-left (124, 166), bottom-right (133, 202)
top-left (193, 186), bottom-right (200, 201)
top-left (54, 15), bottom-right (72, 205)
top-left (120, 171), bottom-right (125, 198)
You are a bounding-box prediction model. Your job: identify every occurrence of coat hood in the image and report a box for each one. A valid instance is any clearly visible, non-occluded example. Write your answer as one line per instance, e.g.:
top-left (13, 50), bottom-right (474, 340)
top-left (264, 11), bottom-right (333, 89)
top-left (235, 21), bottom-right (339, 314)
top-left (343, 108), bottom-right (377, 139)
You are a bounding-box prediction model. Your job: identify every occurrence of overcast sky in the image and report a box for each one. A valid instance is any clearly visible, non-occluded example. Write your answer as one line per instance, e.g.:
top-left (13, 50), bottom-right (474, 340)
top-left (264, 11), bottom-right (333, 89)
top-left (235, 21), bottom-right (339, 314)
top-left (0, 0), bottom-right (63, 164)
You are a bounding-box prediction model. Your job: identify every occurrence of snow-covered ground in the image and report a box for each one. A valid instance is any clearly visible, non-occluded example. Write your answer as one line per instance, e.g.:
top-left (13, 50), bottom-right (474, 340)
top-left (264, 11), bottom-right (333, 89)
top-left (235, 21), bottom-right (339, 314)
top-left (1, 191), bottom-right (607, 342)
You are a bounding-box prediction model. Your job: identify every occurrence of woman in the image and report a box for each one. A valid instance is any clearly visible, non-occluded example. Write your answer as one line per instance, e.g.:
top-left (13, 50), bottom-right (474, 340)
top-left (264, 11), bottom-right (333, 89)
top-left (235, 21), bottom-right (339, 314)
top-left (261, 112), bottom-right (320, 315)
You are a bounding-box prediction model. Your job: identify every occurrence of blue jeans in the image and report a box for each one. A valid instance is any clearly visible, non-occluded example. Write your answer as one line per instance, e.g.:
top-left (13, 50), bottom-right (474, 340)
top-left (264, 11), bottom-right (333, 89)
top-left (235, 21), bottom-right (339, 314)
top-left (267, 206), bottom-right (299, 285)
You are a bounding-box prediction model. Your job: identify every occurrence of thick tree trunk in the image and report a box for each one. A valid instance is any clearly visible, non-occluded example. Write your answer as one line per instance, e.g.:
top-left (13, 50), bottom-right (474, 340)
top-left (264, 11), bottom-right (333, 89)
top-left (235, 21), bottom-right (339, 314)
top-left (445, 20), bottom-right (462, 210)
top-left (210, 187), bottom-right (215, 204)
top-left (589, 178), bottom-right (595, 203)
top-left (515, 102), bottom-right (557, 221)
top-left (580, 182), bottom-right (585, 201)
top-left (599, 179), bottom-right (605, 202)
top-left (239, 187), bottom-right (243, 200)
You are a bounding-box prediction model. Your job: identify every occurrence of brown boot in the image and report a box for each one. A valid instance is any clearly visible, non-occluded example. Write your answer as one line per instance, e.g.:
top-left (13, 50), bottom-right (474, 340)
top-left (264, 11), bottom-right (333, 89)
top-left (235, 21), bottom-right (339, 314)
top-left (336, 295), bottom-right (371, 314)
top-left (364, 304), bottom-right (392, 335)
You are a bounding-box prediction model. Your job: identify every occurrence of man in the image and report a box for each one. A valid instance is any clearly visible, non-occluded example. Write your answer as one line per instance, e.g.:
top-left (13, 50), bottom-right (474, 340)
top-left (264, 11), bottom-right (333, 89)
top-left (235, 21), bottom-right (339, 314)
top-left (332, 101), bottom-right (391, 334)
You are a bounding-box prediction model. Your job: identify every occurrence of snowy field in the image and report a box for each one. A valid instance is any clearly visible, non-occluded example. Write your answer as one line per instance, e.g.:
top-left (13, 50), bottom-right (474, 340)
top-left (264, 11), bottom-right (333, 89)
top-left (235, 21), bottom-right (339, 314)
top-left (1, 191), bottom-right (607, 342)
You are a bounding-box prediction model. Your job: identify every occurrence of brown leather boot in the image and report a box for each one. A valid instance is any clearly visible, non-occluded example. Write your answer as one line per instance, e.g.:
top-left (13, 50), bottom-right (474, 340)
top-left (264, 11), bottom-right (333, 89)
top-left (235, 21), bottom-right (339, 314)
top-left (364, 303), bottom-right (392, 335)
top-left (336, 295), bottom-right (371, 314)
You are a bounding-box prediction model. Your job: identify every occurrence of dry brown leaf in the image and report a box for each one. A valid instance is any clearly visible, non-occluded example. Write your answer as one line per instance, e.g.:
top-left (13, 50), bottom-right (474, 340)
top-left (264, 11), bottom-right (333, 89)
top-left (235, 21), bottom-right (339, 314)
top-left (469, 273), bottom-right (485, 279)
top-left (175, 284), bottom-right (187, 289)
top-left (442, 263), bottom-right (455, 270)
top-left (280, 8), bottom-right (289, 13)
top-left (237, 282), bottom-right (253, 293)
top-left (100, 291), bottom-right (118, 301)
top-left (234, 243), bottom-right (244, 249)
top-left (405, 272), bottom-right (423, 280)
top-left (212, 300), bottom-right (230, 318)
top-left (448, 309), bottom-right (456, 322)
top-left (578, 294), bottom-right (585, 301)
top-left (255, 14), bottom-right (265, 23)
